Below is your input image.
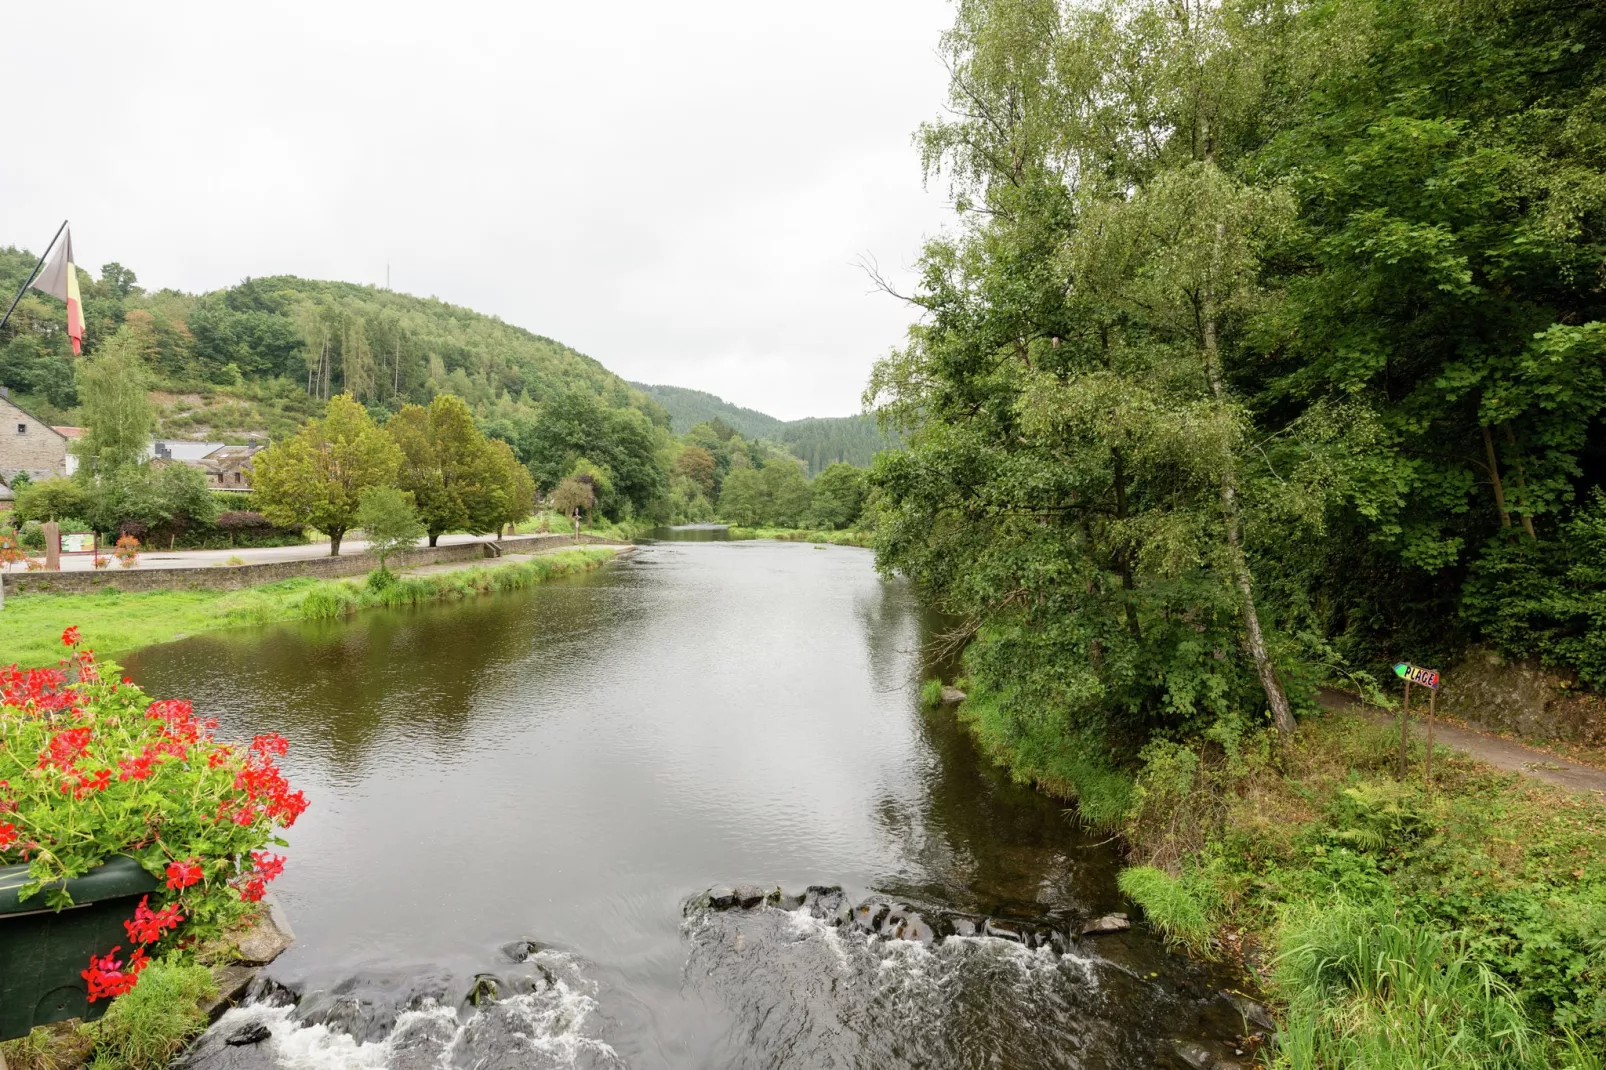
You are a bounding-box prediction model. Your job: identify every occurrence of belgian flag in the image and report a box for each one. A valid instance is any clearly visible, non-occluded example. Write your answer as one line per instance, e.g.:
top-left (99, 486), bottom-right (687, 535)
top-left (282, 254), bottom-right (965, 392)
top-left (29, 227), bottom-right (85, 354)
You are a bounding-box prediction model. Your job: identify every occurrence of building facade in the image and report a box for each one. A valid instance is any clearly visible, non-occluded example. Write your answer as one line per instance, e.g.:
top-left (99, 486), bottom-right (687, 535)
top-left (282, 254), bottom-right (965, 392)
top-left (0, 392), bottom-right (71, 485)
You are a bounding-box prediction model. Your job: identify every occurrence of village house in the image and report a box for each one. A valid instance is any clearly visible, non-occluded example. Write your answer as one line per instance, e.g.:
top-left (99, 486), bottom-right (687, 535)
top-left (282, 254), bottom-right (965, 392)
top-left (0, 388), bottom-right (72, 487)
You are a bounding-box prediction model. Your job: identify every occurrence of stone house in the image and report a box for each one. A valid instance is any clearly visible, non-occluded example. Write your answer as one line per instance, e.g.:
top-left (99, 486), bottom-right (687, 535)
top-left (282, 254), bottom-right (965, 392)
top-left (0, 389), bottom-right (71, 486)
top-left (149, 439), bottom-right (262, 491)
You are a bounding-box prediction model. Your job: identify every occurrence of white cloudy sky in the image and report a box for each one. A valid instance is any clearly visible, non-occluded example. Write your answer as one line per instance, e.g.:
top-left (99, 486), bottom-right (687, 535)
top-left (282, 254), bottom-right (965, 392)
top-left (0, 2), bottom-right (957, 420)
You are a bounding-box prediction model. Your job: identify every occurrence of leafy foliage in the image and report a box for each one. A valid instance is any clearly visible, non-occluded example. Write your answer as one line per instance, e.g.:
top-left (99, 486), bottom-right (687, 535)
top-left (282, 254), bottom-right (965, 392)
top-left (355, 486), bottom-right (424, 572)
top-left (250, 395), bottom-right (401, 554)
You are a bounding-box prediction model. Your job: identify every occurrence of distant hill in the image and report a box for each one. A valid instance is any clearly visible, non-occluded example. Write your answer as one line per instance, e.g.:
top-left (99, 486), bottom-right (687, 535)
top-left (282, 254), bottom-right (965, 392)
top-left (632, 382), bottom-right (898, 473)
top-left (0, 246), bottom-right (666, 440)
top-left (629, 383), bottom-right (786, 441)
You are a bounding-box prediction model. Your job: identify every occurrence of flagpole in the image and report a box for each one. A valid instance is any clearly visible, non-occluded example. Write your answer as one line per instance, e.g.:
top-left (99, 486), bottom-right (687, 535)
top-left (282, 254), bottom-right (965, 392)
top-left (0, 219), bottom-right (69, 334)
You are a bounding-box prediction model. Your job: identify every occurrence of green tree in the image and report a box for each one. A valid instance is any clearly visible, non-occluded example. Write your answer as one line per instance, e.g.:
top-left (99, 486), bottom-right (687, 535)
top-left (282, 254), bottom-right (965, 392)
top-left (14, 478), bottom-right (86, 523)
top-left (356, 485), bottom-right (424, 574)
top-left (251, 394), bottom-right (402, 555)
top-left (760, 461), bottom-right (811, 528)
top-left (718, 467), bottom-right (767, 526)
top-left (551, 475), bottom-right (595, 520)
top-left (481, 438), bottom-right (537, 537)
top-left (806, 463), bottom-right (867, 530)
top-left (388, 394), bottom-right (502, 546)
top-left (673, 445), bottom-right (717, 497)
top-left (72, 328), bottom-right (155, 478)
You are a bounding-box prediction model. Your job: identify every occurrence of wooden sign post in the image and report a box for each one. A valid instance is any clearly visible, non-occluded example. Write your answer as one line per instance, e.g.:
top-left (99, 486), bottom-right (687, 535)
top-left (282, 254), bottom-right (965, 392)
top-left (1394, 662), bottom-right (1441, 786)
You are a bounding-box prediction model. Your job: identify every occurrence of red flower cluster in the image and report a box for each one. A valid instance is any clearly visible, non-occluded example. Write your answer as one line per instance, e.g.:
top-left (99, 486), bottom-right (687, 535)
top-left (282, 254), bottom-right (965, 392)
top-left (224, 735), bottom-right (307, 829)
top-left (165, 858), bottom-right (203, 890)
top-left (7, 628), bottom-right (307, 1004)
top-left (82, 945), bottom-right (148, 1001)
top-left (235, 850), bottom-right (287, 903)
top-left (124, 895), bottom-right (184, 945)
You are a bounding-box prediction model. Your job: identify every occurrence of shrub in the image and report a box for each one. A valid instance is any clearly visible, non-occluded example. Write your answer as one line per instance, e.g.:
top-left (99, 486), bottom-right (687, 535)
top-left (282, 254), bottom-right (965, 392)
top-left (88, 960), bottom-right (216, 1070)
top-left (0, 631), bottom-right (305, 1001)
top-left (113, 536), bottom-right (140, 569)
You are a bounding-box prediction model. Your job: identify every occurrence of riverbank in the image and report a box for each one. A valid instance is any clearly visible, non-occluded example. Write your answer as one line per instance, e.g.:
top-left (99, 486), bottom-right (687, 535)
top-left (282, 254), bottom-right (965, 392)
top-left (946, 688), bottom-right (1606, 1067)
top-left (725, 525), bottom-right (873, 547)
top-left (0, 548), bottom-right (618, 669)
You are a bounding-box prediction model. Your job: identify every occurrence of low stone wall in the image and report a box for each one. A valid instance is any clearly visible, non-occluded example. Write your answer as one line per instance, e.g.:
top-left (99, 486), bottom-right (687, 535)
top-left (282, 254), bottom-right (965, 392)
top-left (1, 533), bottom-right (623, 597)
top-left (1439, 645), bottom-right (1606, 746)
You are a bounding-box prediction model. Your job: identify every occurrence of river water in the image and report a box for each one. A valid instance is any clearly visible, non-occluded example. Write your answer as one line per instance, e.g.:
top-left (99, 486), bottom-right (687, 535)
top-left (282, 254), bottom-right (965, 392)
top-left (124, 536), bottom-right (1250, 1069)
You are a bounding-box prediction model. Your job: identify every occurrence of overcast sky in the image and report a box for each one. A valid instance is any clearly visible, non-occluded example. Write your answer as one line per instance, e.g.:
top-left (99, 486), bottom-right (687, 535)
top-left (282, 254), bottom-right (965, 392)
top-left (0, 2), bottom-right (957, 420)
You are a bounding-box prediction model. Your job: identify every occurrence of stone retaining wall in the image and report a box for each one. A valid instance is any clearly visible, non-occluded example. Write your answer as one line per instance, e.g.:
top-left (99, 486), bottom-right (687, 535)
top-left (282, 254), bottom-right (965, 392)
top-left (1, 533), bottom-right (623, 597)
top-left (1439, 646), bottom-right (1606, 746)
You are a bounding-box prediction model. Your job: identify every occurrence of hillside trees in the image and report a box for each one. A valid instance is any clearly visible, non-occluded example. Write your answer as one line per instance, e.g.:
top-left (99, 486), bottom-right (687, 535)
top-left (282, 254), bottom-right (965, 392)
top-left (520, 388), bottom-right (669, 519)
top-left (251, 395), bottom-right (402, 555)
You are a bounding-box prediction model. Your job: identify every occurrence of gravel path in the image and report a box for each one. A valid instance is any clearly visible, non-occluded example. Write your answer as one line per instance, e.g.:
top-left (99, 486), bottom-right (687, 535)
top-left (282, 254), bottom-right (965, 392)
top-left (1319, 688), bottom-right (1606, 801)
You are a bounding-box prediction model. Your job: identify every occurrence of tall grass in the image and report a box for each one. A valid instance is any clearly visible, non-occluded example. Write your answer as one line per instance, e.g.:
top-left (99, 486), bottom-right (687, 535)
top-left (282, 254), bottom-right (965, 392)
top-left (1271, 901), bottom-right (1568, 1070)
top-left (1117, 865), bottom-right (1213, 951)
top-left (956, 685), bottom-right (1136, 827)
top-left (88, 961), bottom-right (215, 1070)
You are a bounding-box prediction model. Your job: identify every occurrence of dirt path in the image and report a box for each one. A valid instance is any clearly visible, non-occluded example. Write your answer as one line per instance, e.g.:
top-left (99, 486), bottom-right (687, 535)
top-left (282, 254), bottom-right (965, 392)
top-left (1318, 689), bottom-right (1606, 801)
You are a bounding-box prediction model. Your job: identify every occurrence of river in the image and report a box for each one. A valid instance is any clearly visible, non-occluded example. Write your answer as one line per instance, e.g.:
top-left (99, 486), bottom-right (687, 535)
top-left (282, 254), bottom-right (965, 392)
top-left (124, 534), bottom-right (1250, 1069)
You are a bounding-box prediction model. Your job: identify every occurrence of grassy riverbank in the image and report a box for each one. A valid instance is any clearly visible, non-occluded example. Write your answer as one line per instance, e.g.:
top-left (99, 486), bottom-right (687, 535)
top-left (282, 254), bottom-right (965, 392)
top-left (0, 548), bottom-right (617, 669)
top-left (726, 525), bottom-right (873, 547)
top-left (946, 687), bottom-right (1606, 1067)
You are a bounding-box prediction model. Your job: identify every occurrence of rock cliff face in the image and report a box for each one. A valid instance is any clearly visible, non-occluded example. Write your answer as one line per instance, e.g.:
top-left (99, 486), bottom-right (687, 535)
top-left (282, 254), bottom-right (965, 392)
top-left (1440, 647), bottom-right (1606, 746)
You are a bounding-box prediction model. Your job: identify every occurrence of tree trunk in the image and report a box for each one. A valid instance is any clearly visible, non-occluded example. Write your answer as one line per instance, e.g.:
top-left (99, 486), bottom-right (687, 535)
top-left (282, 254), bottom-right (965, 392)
top-left (329, 529), bottom-right (343, 556)
top-left (1502, 425), bottom-right (1537, 539)
top-left (1482, 424), bottom-right (1513, 531)
top-left (1111, 448), bottom-right (1142, 642)
top-left (1202, 270), bottom-right (1296, 739)
top-left (428, 532), bottom-right (439, 548)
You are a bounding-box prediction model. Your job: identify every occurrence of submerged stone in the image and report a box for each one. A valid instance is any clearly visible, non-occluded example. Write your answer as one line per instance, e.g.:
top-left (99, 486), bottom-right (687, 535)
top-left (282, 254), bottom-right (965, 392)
top-left (1081, 914), bottom-right (1131, 935)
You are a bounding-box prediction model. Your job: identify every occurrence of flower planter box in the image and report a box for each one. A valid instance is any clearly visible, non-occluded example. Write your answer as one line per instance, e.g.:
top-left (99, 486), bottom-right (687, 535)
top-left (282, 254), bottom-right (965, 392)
top-left (0, 856), bottom-right (160, 1041)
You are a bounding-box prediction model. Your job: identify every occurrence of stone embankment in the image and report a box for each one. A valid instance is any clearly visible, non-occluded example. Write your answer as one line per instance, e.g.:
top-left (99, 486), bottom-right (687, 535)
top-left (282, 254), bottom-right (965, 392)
top-left (1, 533), bottom-right (623, 597)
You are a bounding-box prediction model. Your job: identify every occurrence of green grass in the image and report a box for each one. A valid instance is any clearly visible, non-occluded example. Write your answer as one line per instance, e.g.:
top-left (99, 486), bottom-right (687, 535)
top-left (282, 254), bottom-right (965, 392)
top-left (921, 678), bottom-right (945, 708)
top-left (953, 683), bottom-right (1137, 828)
top-left (1116, 865), bottom-right (1213, 951)
top-left (0, 548), bottom-right (617, 668)
top-left (87, 961), bottom-right (216, 1070)
top-left (725, 526), bottom-right (874, 547)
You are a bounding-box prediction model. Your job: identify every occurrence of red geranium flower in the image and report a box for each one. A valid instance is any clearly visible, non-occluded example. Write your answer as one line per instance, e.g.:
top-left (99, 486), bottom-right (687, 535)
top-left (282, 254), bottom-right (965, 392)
top-left (124, 895), bottom-right (184, 945)
top-left (165, 858), bottom-right (203, 890)
top-left (61, 626), bottom-right (80, 647)
top-left (0, 822), bottom-right (15, 849)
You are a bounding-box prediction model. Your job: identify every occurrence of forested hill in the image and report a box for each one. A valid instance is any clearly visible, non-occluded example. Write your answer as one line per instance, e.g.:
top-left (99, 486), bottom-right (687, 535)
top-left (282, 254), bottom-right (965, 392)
top-left (632, 381), bottom-right (898, 472)
top-left (629, 383), bottom-right (786, 440)
top-left (0, 248), bottom-right (666, 440)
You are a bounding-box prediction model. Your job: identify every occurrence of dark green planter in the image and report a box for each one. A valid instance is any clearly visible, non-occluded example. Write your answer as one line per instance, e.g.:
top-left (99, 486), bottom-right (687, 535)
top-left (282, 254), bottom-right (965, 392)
top-left (0, 856), bottom-right (160, 1041)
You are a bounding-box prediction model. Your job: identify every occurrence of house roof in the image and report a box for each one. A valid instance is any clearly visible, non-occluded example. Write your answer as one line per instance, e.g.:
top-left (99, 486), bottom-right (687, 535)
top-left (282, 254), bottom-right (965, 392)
top-left (151, 440), bottom-right (226, 462)
top-left (0, 395), bottom-right (69, 442)
top-left (52, 426), bottom-right (85, 439)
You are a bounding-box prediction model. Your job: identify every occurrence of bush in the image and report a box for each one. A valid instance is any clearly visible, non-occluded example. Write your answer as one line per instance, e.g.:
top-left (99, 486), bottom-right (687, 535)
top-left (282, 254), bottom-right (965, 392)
top-left (89, 960), bottom-right (216, 1070)
top-left (0, 632), bottom-right (305, 1000)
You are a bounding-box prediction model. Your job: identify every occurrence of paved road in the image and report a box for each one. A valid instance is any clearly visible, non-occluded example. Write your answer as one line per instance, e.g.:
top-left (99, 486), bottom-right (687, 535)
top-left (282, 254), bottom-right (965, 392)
top-left (43, 532), bottom-right (517, 572)
top-left (1319, 689), bottom-right (1606, 800)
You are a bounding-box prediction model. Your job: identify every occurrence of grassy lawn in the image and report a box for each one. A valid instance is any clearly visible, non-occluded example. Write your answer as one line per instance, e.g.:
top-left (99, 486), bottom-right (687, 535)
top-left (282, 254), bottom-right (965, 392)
top-left (0, 548), bottom-right (617, 669)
